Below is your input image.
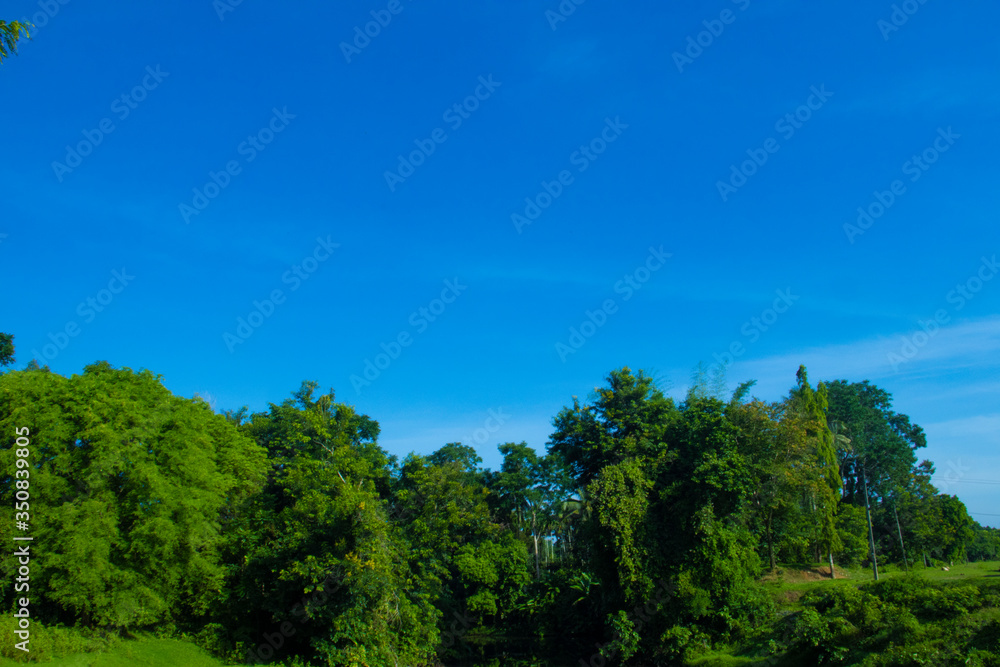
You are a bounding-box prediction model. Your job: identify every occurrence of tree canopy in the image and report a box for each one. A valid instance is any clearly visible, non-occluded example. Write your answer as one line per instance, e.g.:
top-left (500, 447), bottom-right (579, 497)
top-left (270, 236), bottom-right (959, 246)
top-left (0, 361), bottom-right (987, 665)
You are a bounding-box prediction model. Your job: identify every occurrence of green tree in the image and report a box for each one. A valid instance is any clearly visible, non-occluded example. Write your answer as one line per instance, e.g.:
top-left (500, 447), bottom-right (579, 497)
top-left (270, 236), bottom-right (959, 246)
top-left (548, 367), bottom-right (676, 486)
top-left (0, 362), bottom-right (269, 632)
top-left (393, 446), bottom-right (529, 657)
top-left (725, 385), bottom-right (805, 571)
top-left (548, 368), bottom-right (772, 658)
top-left (0, 21), bottom-right (30, 62)
top-left (492, 442), bottom-right (563, 578)
top-left (222, 382), bottom-right (438, 666)
top-left (908, 493), bottom-right (975, 565)
top-left (826, 380), bottom-right (926, 506)
top-left (786, 366), bottom-right (842, 571)
top-left (0, 333), bottom-right (13, 367)
top-left (968, 522), bottom-right (1000, 562)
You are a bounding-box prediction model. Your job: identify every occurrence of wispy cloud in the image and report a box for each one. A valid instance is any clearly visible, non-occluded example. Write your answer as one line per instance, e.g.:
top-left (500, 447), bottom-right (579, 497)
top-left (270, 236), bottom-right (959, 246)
top-left (712, 315), bottom-right (1000, 398)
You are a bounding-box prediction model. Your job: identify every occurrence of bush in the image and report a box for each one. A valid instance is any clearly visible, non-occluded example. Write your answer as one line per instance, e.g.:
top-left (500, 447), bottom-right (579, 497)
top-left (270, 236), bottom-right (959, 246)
top-left (0, 615), bottom-right (119, 661)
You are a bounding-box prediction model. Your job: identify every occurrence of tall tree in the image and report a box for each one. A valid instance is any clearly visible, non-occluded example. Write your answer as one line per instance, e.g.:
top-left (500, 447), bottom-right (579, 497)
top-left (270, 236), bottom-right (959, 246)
top-left (393, 448), bottom-right (529, 653)
top-left (548, 367), bottom-right (676, 486)
top-left (825, 379), bottom-right (926, 506)
top-left (222, 382), bottom-right (438, 666)
top-left (492, 442), bottom-right (561, 578)
top-left (786, 367), bottom-right (842, 572)
top-left (0, 362), bottom-right (270, 631)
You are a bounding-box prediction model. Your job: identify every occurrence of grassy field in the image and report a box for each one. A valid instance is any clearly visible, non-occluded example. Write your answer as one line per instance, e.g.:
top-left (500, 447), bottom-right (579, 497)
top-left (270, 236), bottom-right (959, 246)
top-left (761, 559), bottom-right (1000, 608)
top-left (0, 637), bottom-right (228, 667)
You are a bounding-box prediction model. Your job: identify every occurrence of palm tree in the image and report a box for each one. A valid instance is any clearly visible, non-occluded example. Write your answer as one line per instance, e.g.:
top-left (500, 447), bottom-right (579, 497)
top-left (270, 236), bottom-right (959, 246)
top-left (0, 21), bottom-right (31, 63)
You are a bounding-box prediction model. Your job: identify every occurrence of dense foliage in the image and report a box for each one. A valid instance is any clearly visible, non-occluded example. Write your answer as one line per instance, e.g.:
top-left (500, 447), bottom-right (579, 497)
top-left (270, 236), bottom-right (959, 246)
top-left (1, 347), bottom-right (994, 665)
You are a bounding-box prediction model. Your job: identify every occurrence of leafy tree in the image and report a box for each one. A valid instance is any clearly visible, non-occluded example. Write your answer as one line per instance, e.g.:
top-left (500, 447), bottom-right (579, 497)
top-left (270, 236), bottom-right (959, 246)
top-left (0, 333), bottom-right (13, 367)
top-left (589, 456), bottom-right (655, 606)
top-left (491, 442), bottom-right (563, 578)
top-left (549, 368), bottom-right (772, 658)
top-left (221, 382), bottom-right (438, 666)
top-left (0, 362), bottom-right (269, 632)
top-left (833, 503), bottom-right (870, 566)
top-left (0, 20), bottom-right (30, 62)
top-left (725, 386), bottom-right (803, 571)
top-left (548, 367), bottom-right (676, 486)
top-left (825, 380), bottom-right (926, 506)
top-left (968, 522), bottom-right (1000, 562)
top-left (393, 447), bottom-right (529, 656)
top-left (786, 367), bottom-right (842, 569)
top-left (909, 494), bottom-right (975, 564)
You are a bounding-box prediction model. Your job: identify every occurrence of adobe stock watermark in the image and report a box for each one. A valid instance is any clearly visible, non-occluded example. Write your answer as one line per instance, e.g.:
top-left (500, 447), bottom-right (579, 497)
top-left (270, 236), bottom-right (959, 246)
top-left (844, 126), bottom-right (959, 244)
top-left (244, 564), bottom-right (346, 664)
top-left (934, 459), bottom-right (971, 495)
top-left (556, 246), bottom-right (671, 362)
top-left (716, 85), bottom-right (834, 202)
top-left (462, 408), bottom-right (511, 449)
top-left (179, 107), bottom-right (295, 224)
top-left (30, 268), bottom-right (136, 366)
top-left (384, 75), bottom-right (502, 192)
top-left (340, 0), bottom-right (414, 64)
top-left (545, 0), bottom-right (587, 30)
top-left (51, 66), bottom-right (169, 182)
top-left (222, 236), bottom-right (339, 352)
top-left (887, 254), bottom-right (997, 372)
top-left (512, 117), bottom-right (628, 234)
top-left (710, 288), bottom-right (799, 374)
top-left (350, 278), bottom-right (467, 394)
top-left (878, 0), bottom-right (931, 41)
top-left (672, 0), bottom-right (752, 73)
top-left (18, 0), bottom-right (71, 42)
top-left (213, 0), bottom-right (246, 21)
top-left (579, 578), bottom-right (676, 667)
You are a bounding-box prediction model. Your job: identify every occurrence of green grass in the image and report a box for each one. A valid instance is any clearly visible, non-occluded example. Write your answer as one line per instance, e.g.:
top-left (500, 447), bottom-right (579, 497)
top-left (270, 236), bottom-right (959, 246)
top-left (761, 560), bottom-right (1000, 609)
top-left (0, 637), bottom-right (229, 667)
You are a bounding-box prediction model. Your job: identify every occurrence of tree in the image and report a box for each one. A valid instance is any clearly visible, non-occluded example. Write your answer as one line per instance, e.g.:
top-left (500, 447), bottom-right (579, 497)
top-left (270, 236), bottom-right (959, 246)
top-left (0, 21), bottom-right (30, 62)
top-left (492, 442), bottom-right (564, 579)
top-left (825, 380), bottom-right (927, 577)
top-left (786, 367), bottom-right (842, 574)
top-left (908, 493), bottom-right (975, 565)
top-left (725, 386), bottom-right (804, 571)
top-left (548, 367), bottom-right (675, 486)
top-left (221, 382), bottom-right (438, 666)
top-left (968, 522), bottom-right (1000, 562)
top-left (825, 380), bottom-right (926, 507)
top-left (0, 333), bottom-right (13, 368)
top-left (393, 447), bottom-right (529, 658)
top-left (0, 362), bottom-right (269, 631)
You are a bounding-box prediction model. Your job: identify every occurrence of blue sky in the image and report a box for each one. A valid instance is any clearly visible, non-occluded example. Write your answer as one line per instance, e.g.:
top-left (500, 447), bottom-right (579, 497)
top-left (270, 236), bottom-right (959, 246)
top-left (3, 0), bottom-right (998, 526)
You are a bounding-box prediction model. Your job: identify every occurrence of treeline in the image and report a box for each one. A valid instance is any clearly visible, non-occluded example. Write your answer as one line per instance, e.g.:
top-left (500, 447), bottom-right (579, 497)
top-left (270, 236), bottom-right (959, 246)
top-left (0, 354), bottom-right (995, 665)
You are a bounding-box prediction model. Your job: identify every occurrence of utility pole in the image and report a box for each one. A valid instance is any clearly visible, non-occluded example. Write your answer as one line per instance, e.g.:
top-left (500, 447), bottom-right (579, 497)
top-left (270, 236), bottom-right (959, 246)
top-left (892, 501), bottom-right (908, 572)
top-left (863, 465), bottom-right (879, 581)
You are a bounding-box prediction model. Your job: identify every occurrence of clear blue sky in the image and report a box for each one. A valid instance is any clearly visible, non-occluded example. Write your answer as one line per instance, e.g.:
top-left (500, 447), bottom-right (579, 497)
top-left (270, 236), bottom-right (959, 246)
top-left (3, 0), bottom-right (998, 526)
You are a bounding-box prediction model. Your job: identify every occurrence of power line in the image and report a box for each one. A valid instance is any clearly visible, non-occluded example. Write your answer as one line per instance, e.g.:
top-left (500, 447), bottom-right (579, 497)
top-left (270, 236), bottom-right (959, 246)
top-left (932, 478), bottom-right (1000, 485)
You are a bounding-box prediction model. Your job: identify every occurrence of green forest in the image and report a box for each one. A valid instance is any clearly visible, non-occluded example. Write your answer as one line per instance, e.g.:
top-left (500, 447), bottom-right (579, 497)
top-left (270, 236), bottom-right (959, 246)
top-left (2, 331), bottom-right (999, 667)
